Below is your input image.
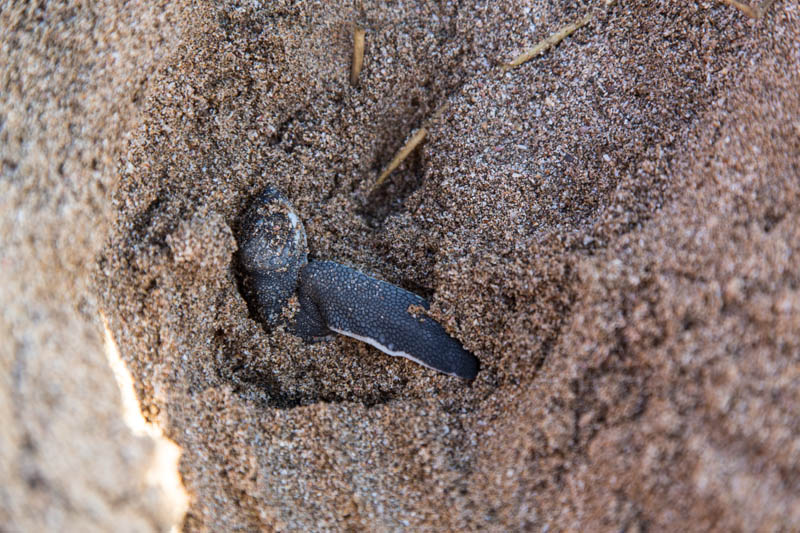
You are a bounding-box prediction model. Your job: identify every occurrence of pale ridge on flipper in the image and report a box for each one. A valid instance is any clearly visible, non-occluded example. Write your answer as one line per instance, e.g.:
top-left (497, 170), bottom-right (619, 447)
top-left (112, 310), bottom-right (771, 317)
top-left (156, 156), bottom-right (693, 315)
top-left (330, 328), bottom-right (474, 379)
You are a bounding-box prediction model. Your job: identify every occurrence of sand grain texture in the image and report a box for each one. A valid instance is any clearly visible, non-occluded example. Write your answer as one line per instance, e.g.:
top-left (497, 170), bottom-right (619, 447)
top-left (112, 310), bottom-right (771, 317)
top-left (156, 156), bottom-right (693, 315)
top-left (1, 1), bottom-right (188, 531)
top-left (3, 0), bottom-right (799, 531)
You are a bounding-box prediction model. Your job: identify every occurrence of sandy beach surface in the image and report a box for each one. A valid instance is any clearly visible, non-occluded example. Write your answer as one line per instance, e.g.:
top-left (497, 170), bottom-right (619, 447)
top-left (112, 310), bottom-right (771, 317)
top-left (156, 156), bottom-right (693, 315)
top-left (2, 1), bottom-right (799, 531)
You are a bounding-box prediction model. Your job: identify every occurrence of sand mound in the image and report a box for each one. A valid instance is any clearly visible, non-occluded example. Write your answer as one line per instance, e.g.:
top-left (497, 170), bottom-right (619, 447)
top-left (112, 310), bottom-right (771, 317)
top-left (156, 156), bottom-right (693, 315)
top-left (3, 1), bottom-right (798, 531)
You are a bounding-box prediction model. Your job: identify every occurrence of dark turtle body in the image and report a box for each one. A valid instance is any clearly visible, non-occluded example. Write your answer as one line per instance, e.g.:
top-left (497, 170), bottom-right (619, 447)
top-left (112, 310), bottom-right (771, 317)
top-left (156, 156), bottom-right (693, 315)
top-left (236, 187), bottom-right (479, 380)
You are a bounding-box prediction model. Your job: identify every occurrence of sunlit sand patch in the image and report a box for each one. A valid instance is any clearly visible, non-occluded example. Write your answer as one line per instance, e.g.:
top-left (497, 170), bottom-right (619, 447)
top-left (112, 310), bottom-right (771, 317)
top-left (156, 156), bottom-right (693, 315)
top-left (101, 314), bottom-right (189, 532)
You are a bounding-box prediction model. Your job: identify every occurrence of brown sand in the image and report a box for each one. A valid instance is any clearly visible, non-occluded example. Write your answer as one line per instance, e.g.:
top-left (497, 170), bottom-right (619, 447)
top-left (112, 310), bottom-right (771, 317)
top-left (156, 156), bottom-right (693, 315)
top-left (2, 1), bottom-right (799, 531)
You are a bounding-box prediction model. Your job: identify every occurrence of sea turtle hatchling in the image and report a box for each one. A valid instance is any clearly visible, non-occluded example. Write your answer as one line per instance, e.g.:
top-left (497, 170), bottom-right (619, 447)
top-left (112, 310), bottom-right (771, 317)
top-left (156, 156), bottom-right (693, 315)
top-left (236, 187), bottom-right (479, 379)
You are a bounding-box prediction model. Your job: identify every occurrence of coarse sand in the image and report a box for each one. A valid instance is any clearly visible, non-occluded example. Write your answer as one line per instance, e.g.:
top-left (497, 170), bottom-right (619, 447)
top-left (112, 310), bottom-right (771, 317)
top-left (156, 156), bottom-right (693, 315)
top-left (2, 1), bottom-right (799, 531)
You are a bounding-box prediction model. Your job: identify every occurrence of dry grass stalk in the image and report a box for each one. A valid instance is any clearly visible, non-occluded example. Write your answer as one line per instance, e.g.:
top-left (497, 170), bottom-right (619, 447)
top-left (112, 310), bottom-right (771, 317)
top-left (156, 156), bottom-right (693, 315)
top-left (351, 25), bottom-right (366, 85)
top-left (374, 127), bottom-right (428, 189)
top-left (504, 13), bottom-right (593, 70)
top-left (719, 0), bottom-right (775, 17)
